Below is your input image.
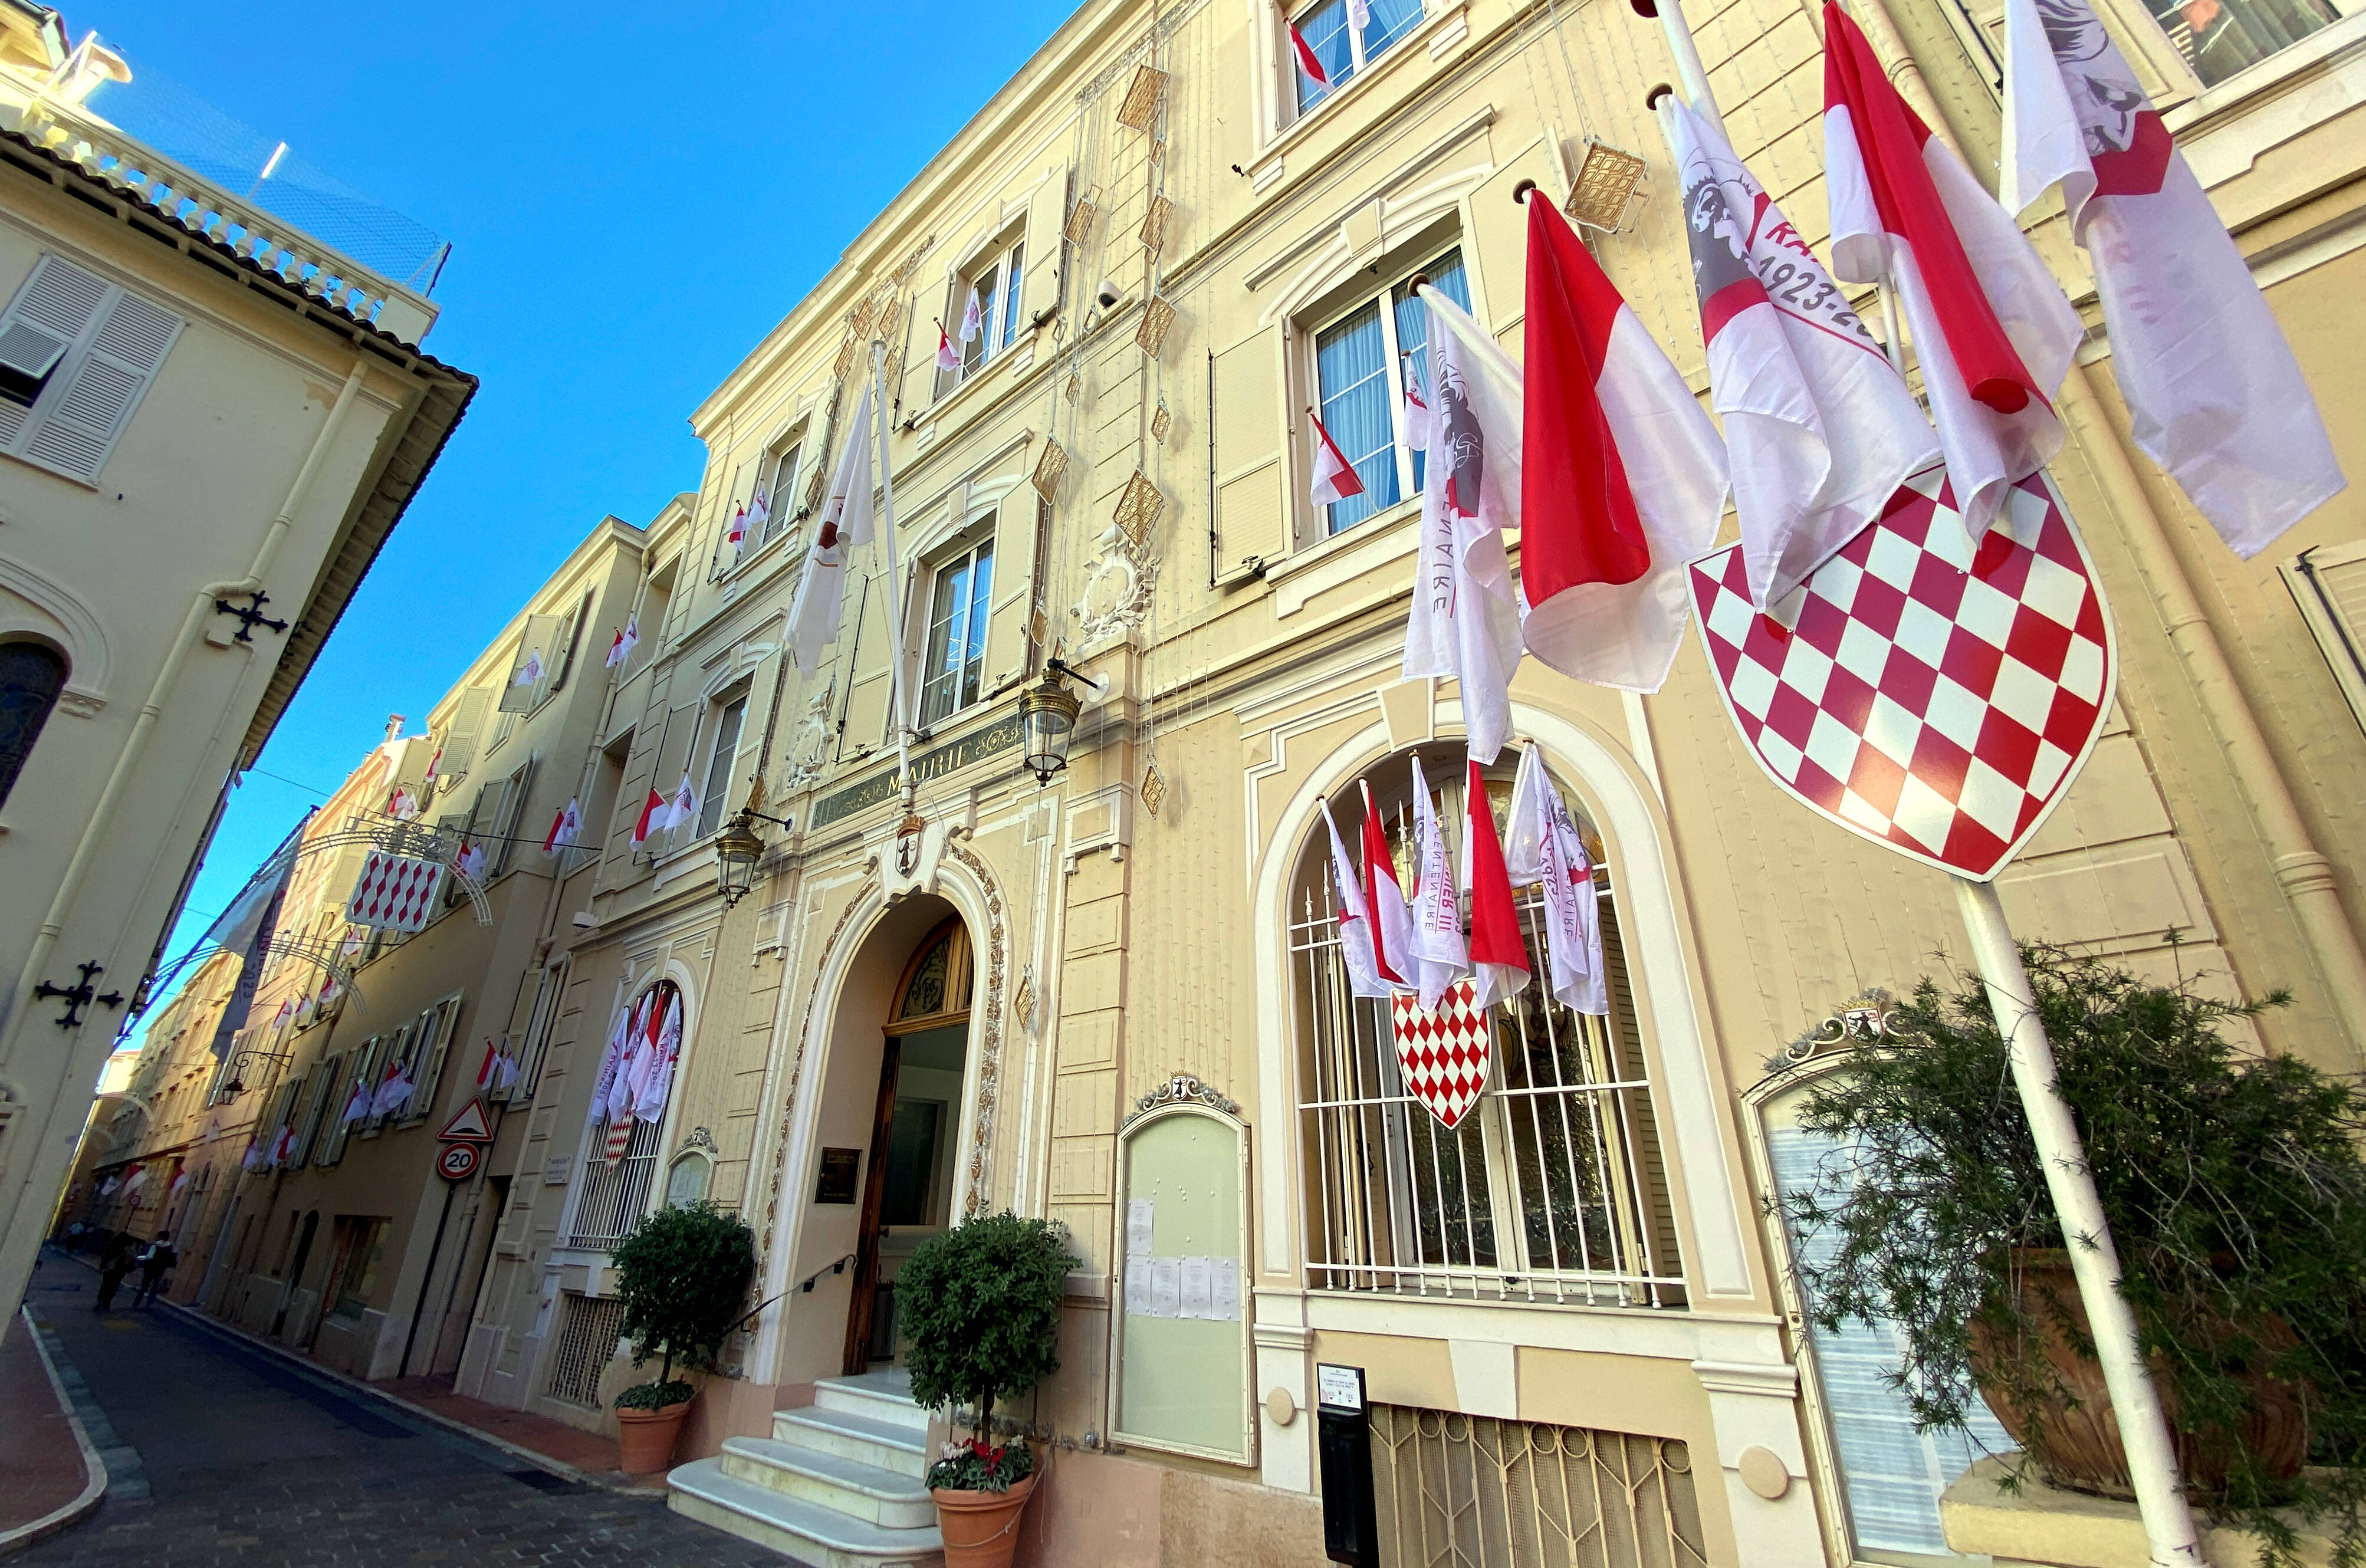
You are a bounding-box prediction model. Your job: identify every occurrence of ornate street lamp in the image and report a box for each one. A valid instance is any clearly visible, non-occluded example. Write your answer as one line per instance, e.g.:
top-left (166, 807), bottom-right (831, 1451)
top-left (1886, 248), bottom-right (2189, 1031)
top-left (715, 778), bottom-right (795, 908)
top-left (1020, 659), bottom-right (1103, 786)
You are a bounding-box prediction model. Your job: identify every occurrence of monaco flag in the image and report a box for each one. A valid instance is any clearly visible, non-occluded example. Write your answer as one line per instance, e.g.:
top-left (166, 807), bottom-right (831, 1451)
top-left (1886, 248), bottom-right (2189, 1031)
top-left (1505, 744), bottom-right (1608, 1016)
top-left (2003, 0), bottom-right (2341, 555)
top-left (1289, 21), bottom-right (1330, 88)
top-left (1517, 191), bottom-right (1728, 692)
top-left (959, 285), bottom-right (984, 343)
top-left (606, 615), bottom-right (637, 669)
top-left (788, 375), bottom-right (878, 673)
top-left (1460, 759), bottom-right (1530, 1011)
top-left (1824, 2), bottom-right (2082, 539)
top-left (1665, 97), bottom-right (1936, 612)
top-left (586, 997), bottom-right (638, 1127)
top-left (1402, 290), bottom-right (1524, 763)
top-left (1359, 780), bottom-right (1415, 989)
top-left (746, 484), bottom-right (770, 540)
top-left (936, 323), bottom-right (960, 372)
top-left (1406, 755), bottom-right (1468, 1011)
top-left (1320, 800), bottom-right (1390, 1000)
top-left (1307, 411), bottom-right (1366, 509)
top-left (632, 990), bottom-right (684, 1123)
top-left (632, 787), bottom-right (666, 848)
top-left (544, 797), bottom-right (581, 856)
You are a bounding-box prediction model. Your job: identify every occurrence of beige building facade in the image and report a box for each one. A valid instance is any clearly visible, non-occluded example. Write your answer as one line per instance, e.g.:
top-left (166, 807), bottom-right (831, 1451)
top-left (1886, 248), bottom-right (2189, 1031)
top-left (0, 4), bottom-right (472, 1337)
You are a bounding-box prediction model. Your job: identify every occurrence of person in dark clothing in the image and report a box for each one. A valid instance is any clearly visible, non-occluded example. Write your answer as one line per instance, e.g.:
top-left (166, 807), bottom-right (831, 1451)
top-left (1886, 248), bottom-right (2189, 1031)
top-left (95, 1235), bottom-right (134, 1310)
top-left (133, 1238), bottom-right (178, 1307)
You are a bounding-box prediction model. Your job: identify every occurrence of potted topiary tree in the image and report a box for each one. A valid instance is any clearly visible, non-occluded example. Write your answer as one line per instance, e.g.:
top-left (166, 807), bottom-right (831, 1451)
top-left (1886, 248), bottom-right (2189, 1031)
top-left (1779, 944), bottom-right (2366, 1566)
top-left (898, 1211), bottom-right (1077, 1568)
top-left (608, 1198), bottom-right (757, 1474)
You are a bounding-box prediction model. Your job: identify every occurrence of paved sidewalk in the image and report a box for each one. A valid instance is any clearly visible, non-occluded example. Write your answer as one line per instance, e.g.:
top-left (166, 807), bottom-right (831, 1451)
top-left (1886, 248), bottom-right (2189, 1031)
top-left (0, 1296), bottom-right (101, 1546)
top-left (19, 1261), bottom-right (776, 1567)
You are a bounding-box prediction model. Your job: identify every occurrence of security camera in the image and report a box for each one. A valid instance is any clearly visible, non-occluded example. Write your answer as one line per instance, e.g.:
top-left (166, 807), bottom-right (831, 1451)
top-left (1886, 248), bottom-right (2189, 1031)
top-left (1096, 280), bottom-right (1123, 309)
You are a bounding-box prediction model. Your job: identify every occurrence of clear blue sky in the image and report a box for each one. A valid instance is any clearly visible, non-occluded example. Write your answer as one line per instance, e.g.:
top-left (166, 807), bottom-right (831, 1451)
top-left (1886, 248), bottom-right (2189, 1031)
top-left (107, 0), bottom-right (1077, 1034)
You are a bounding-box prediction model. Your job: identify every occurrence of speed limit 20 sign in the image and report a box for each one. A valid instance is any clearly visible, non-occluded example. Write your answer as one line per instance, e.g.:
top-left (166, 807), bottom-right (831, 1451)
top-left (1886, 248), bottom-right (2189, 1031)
top-left (436, 1141), bottom-right (481, 1182)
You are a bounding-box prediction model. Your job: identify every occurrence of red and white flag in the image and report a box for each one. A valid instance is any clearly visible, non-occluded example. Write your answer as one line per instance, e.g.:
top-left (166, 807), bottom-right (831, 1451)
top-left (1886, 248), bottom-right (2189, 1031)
top-left (240, 1136), bottom-right (265, 1172)
top-left (271, 997), bottom-right (293, 1030)
top-left (727, 502), bottom-right (748, 553)
top-left (1406, 756), bottom-right (1468, 1011)
top-left (340, 1077), bottom-right (372, 1125)
top-left (663, 773), bottom-right (699, 834)
top-left (936, 323), bottom-right (961, 372)
top-left (745, 484), bottom-right (770, 540)
top-left (609, 994), bottom-right (655, 1124)
top-left (788, 376), bottom-right (878, 673)
top-left (271, 1126), bottom-right (296, 1166)
top-left (514, 647), bottom-right (544, 687)
top-left (371, 1061), bottom-right (415, 1117)
top-left (958, 285), bottom-right (984, 344)
top-left (387, 787), bottom-right (418, 821)
top-left (454, 837), bottom-right (487, 881)
top-left (1289, 21), bottom-right (1330, 87)
top-left (1308, 411), bottom-right (1366, 508)
top-left (121, 1163), bottom-right (148, 1195)
top-left (1824, 2), bottom-right (2082, 538)
top-left (632, 990), bottom-right (683, 1123)
top-left (1358, 780), bottom-right (1414, 989)
top-left (1505, 744), bottom-right (1608, 1015)
top-left (586, 998), bottom-right (638, 1126)
top-left (169, 1168), bottom-right (190, 1196)
top-left (1402, 290), bottom-right (1524, 762)
top-left (2003, 0), bottom-right (2341, 554)
top-left (632, 787), bottom-right (666, 848)
top-left (1460, 759), bottom-right (1530, 1011)
top-left (1403, 366), bottom-right (1433, 451)
top-left (423, 743), bottom-right (441, 786)
top-left (544, 797), bottom-right (581, 856)
top-left (1665, 97), bottom-right (1937, 611)
top-left (606, 616), bottom-right (637, 669)
top-left (1320, 801), bottom-right (1390, 1000)
top-left (1517, 192), bottom-right (1729, 693)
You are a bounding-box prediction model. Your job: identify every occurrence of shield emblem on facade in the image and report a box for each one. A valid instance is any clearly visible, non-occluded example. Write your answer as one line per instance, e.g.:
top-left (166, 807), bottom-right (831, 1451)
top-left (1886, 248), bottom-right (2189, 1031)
top-left (1390, 979), bottom-right (1493, 1131)
top-left (1688, 469), bottom-right (2115, 881)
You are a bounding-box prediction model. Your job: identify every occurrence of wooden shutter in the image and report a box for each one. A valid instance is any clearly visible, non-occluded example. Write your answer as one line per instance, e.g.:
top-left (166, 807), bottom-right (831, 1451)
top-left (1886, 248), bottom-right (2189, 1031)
top-left (653, 705), bottom-right (698, 813)
top-left (436, 688), bottom-right (493, 780)
top-left (934, 273), bottom-right (964, 403)
top-left (544, 591), bottom-right (594, 701)
top-left (293, 1061), bottom-right (338, 1165)
top-left (500, 615), bottom-right (563, 714)
top-left (1020, 165), bottom-right (1072, 326)
top-left (0, 255), bottom-right (109, 449)
top-left (23, 287), bottom-right (180, 482)
top-left (487, 755), bottom-right (537, 875)
top-left (1211, 332), bottom-right (1287, 583)
top-left (406, 998), bottom-right (462, 1120)
top-left (985, 498), bottom-right (1043, 691)
top-left (2285, 540), bottom-right (2366, 735)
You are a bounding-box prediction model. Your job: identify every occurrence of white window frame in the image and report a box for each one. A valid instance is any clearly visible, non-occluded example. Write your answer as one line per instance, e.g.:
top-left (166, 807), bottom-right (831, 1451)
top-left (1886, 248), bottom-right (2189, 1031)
top-left (760, 433), bottom-right (805, 547)
top-left (940, 233), bottom-right (1027, 396)
top-left (693, 687), bottom-right (750, 840)
top-left (1302, 243), bottom-right (1468, 542)
top-left (916, 528), bottom-right (995, 731)
top-left (0, 253), bottom-right (183, 485)
top-left (1283, 0), bottom-right (1430, 126)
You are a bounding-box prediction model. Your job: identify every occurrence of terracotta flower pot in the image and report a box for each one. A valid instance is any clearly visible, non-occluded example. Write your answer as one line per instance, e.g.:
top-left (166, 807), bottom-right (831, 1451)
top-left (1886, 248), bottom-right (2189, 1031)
top-left (1968, 1248), bottom-right (2306, 1497)
top-left (616, 1397), bottom-right (693, 1475)
top-left (932, 1471), bottom-right (1036, 1568)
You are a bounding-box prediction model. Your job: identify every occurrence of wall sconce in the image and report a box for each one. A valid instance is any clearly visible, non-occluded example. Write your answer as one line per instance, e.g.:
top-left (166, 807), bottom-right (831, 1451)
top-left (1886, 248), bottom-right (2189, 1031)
top-left (1020, 658), bottom-right (1106, 786)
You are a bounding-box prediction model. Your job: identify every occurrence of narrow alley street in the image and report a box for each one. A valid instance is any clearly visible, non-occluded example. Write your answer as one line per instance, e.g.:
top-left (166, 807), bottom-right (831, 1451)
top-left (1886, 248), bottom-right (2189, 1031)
top-left (17, 1255), bottom-right (777, 1568)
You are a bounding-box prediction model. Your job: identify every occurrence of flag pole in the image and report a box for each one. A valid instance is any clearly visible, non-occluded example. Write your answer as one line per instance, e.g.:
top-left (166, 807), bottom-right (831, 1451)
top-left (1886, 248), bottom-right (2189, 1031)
top-left (1951, 877), bottom-right (2204, 1566)
top-left (869, 340), bottom-right (915, 801)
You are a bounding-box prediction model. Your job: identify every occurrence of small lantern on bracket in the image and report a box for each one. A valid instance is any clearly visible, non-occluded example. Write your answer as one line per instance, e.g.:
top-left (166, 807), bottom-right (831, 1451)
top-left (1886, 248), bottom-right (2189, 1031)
top-left (1020, 658), bottom-right (1105, 786)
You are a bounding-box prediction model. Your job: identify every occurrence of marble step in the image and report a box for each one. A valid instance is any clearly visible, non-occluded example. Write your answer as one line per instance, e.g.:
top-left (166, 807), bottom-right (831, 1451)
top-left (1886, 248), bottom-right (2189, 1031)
top-left (718, 1435), bottom-right (938, 1530)
top-left (813, 1371), bottom-right (931, 1434)
top-left (775, 1405), bottom-right (933, 1480)
top-left (668, 1458), bottom-right (942, 1568)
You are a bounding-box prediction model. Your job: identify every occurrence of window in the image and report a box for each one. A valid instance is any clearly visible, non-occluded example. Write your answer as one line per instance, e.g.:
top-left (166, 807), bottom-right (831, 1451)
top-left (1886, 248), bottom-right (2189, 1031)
top-left (1292, 753), bottom-right (1685, 1307)
top-left (941, 236), bottom-right (1026, 394)
top-left (2284, 540), bottom-right (2366, 735)
top-left (696, 692), bottom-right (747, 838)
top-left (2145, 0), bottom-right (2338, 84)
top-left (0, 640), bottom-right (66, 808)
top-left (327, 1217), bottom-right (390, 1323)
top-left (0, 254), bottom-right (182, 483)
top-left (761, 439), bottom-right (803, 546)
top-left (1290, 0), bottom-right (1427, 117)
top-left (1312, 248), bottom-right (1471, 535)
top-left (918, 534), bottom-right (994, 729)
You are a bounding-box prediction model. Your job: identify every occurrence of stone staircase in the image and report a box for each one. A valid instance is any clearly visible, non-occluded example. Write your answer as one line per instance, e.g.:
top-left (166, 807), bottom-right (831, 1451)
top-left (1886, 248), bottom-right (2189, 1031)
top-left (668, 1368), bottom-right (942, 1567)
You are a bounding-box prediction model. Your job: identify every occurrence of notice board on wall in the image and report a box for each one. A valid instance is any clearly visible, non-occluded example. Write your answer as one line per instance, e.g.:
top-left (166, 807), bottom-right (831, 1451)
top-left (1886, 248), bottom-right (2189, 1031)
top-left (1109, 1094), bottom-right (1253, 1464)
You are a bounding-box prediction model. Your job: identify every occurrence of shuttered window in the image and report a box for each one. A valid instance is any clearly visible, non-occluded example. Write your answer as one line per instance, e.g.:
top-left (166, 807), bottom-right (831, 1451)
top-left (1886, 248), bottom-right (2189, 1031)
top-left (0, 254), bottom-right (182, 484)
top-left (2284, 541), bottom-right (2366, 736)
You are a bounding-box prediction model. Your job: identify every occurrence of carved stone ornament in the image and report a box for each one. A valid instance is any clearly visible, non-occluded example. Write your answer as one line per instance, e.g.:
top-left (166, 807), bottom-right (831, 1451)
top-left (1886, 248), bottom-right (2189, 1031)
top-left (1071, 515), bottom-right (1157, 647)
top-left (783, 688), bottom-right (833, 793)
top-left (1761, 988), bottom-right (1919, 1079)
top-left (1123, 1073), bottom-right (1241, 1127)
top-left (683, 1125), bottom-right (717, 1153)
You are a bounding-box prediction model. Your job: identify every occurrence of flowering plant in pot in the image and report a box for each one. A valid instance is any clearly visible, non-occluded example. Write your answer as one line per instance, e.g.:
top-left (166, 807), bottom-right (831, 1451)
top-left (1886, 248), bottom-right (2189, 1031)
top-left (1779, 942), bottom-right (2366, 1566)
top-left (609, 1199), bottom-right (756, 1475)
top-left (901, 1211), bottom-right (1076, 1568)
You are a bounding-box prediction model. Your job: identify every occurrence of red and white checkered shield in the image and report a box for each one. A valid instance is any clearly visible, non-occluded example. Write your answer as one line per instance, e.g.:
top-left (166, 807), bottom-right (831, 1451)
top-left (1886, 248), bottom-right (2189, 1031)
top-left (346, 852), bottom-right (448, 932)
top-left (1390, 979), bottom-right (1493, 1131)
top-left (1688, 469), bottom-right (2115, 882)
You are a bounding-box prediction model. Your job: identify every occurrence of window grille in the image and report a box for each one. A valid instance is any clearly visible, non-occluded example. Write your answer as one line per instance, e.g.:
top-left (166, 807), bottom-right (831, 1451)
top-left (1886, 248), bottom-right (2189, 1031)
top-left (1293, 764), bottom-right (1685, 1307)
top-left (545, 1292), bottom-right (627, 1407)
top-left (1369, 1404), bottom-right (1709, 1568)
top-left (565, 1118), bottom-right (662, 1249)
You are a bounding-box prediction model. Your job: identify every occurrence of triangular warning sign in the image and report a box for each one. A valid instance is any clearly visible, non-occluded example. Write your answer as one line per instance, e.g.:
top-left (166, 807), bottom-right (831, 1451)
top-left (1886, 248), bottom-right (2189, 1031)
top-left (437, 1097), bottom-right (494, 1143)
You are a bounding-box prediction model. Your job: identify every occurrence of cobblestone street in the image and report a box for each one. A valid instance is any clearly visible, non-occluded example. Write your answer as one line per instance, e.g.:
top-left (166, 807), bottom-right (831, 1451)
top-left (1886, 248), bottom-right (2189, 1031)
top-left (18, 1259), bottom-right (780, 1567)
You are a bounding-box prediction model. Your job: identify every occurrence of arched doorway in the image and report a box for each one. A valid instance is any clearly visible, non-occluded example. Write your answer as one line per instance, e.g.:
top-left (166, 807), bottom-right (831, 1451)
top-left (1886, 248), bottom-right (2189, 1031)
top-left (845, 915), bottom-right (972, 1373)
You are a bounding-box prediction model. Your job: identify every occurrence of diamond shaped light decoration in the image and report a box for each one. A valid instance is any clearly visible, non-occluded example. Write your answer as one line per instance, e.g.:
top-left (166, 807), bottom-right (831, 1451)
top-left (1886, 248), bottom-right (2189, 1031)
top-left (1116, 65), bottom-right (1168, 131)
top-left (1150, 402), bottom-right (1171, 443)
top-left (1139, 195), bottom-right (1173, 254)
top-left (1136, 295), bottom-right (1176, 358)
top-left (1114, 470), bottom-right (1164, 545)
top-left (1566, 139), bottom-right (1649, 232)
top-left (1032, 438), bottom-right (1069, 503)
top-left (1066, 195), bottom-right (1099, 247)
top-left (1141, 760), bottom-right (1168, 817)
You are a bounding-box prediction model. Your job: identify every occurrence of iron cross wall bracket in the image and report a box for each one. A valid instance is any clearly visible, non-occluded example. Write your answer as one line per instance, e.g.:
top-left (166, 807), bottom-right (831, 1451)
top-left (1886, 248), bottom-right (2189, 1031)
top-left (34, 962), bottom-right (126, 1028)
top-left (212, 591), bottom-right (290, 643)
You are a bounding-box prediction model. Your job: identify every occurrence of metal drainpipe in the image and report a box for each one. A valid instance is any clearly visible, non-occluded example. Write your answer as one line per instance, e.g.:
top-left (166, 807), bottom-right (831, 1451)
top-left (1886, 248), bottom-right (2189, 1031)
top-left (0, 360), bottom-right (372, 1222)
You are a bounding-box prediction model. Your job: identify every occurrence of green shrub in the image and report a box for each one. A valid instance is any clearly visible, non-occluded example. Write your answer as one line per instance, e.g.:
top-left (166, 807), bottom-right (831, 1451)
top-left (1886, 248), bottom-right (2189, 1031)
top-left (1780, 944), bottom-right (2366, 1564)
top-left (614, 1378), bottom-right (695, 1412)
top-left (608, 1199), bottom-right (756, 1403)
top-left (898, 1211), bottom-right (1077, 1459)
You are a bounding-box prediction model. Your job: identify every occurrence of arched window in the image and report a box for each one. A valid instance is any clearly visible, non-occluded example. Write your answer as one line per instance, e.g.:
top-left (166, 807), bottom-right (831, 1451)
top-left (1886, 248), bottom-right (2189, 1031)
top-left (0, 639), bottom-right (67, 808)
top-left (1290, 748), bottom-right (1685, 1308)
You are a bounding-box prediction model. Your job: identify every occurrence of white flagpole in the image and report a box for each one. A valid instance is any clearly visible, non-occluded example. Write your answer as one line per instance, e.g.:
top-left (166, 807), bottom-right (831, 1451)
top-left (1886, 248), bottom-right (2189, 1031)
top-left (1639, 0), bottom-right (2204, 1558)
top-left (1953, 877), bottom-right (2204, 1567)
top-left (869, 340), bottom-right (914, 797)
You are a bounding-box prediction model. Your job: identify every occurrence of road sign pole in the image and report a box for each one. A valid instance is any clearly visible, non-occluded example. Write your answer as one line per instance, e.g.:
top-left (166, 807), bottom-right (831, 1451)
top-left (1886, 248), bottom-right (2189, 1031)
top-left (1952, 876), bottom-right (2204, 1568)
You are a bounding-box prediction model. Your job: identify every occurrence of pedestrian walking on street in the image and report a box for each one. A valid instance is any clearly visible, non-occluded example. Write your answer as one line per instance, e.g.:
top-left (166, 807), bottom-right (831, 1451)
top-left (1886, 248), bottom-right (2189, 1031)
top-left (133, 1238), bottom-right (178, 1308)
top-left (94, 1234), bottom-right (133, 1311)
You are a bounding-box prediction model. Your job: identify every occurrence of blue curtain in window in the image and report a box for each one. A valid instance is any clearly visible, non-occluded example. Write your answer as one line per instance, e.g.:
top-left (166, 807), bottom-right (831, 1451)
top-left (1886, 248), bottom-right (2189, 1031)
top-left (1363, 0), bottom-right (1425, 58)
top-left (1294, 0), bottom-right (1353, 113)
top-left (1391, 250), bottom-right (1471, 495)
top-left (1000, 248), bottom-right (1024, 350)
top-left (1316, 301), bottom-right (1401, 534)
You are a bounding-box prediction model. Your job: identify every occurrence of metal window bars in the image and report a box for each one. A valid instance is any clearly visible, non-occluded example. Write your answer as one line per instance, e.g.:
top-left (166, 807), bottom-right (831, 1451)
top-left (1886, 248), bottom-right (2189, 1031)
top-left (545, 1292), bottom-right (629, 1407)
top-left (1292, 788), bottom-right (1686, 1309)
top-left (1368, 1404), bottom-right (1710, 1568)
top-left (564, 1117), bottom-right (663, 1250)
